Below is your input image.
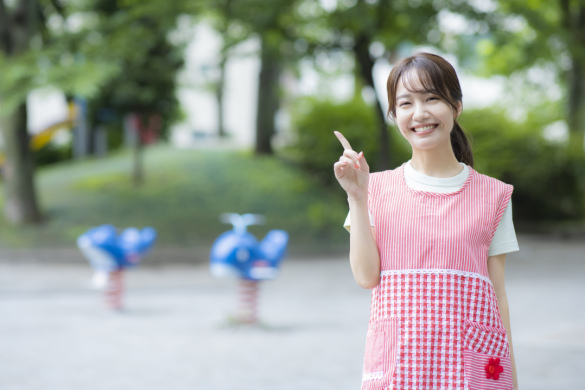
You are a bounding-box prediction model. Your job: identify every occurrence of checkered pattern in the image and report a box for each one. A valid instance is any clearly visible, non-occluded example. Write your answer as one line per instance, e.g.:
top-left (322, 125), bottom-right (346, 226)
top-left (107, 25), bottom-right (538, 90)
top-left (463, 319), bottom-right (509, 357)
top-left (364, 270), bottom-right (510, 390)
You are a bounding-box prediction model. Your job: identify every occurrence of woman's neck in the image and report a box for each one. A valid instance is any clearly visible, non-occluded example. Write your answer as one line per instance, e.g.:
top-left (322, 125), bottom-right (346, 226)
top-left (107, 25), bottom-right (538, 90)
top-left (409, 147), bottom-right (462, 178)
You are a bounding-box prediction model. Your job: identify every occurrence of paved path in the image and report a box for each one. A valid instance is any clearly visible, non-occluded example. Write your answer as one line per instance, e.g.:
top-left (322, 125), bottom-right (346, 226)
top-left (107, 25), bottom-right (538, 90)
top-left (0, 235), bottom-right (583, 390)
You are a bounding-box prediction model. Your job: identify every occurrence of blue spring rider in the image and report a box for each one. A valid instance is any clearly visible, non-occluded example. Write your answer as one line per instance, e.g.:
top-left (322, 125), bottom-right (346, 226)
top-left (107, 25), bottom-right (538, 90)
top-left (210, 213), bottom-right (289, 324)
top-left (77, 224), bottom-right (157, 290)
top-left (210, 213), bottom-right (288, 281)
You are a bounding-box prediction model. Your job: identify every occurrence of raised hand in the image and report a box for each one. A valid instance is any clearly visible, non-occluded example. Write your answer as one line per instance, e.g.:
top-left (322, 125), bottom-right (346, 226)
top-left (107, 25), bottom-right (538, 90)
top-left (333, 131), bottom-right (369, 201)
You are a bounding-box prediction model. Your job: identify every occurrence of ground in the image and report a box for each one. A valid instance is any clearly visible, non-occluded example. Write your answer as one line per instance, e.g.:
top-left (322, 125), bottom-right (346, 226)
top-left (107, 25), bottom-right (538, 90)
top-left (0, 235), bottom-right (583, 390)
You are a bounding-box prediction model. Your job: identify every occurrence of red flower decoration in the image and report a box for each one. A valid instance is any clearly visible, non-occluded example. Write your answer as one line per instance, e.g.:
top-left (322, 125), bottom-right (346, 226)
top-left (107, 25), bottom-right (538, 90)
top-left (485, 357), bottom-right (504, 380)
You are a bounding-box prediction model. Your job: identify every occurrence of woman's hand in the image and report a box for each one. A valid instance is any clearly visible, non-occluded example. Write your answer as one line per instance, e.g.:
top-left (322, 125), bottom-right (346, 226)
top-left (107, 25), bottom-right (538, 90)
top-left (333, 131), bottom-right (369, 201)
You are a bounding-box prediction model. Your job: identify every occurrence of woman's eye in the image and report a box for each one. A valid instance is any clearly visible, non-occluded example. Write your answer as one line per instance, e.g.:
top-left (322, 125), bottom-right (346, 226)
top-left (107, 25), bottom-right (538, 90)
top-left (428, 97), bottom-right (438, 101)
top-left (399, 102), bottom-right (410, 107)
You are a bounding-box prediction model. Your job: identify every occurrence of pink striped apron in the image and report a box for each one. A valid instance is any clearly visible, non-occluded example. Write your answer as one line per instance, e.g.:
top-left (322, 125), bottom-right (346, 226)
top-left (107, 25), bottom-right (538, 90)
top-left (361, 163), bottom-right (514, 390)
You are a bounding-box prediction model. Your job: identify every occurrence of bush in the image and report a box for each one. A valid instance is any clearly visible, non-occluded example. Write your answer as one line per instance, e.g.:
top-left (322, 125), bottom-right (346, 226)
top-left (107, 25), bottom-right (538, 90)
top-left (461, 107), bottom-right (585, 222)
top-left (34, 142), bottom-right (72, 167)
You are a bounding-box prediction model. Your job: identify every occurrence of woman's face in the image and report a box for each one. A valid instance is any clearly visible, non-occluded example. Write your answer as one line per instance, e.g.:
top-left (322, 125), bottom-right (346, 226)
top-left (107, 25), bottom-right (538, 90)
top-left (394, 71), bottom-right (461, 152)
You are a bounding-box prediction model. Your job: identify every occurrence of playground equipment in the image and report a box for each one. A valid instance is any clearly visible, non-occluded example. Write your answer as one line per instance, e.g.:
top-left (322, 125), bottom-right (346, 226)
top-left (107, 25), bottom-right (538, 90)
top-left (77, 225), bottom-right (157, 311)
top-left (30, 100), bottom-right (77, 151)
top-left (0, 100), bottom-right (76, 167)
top-left (210, 213), bottom-right (289, 324)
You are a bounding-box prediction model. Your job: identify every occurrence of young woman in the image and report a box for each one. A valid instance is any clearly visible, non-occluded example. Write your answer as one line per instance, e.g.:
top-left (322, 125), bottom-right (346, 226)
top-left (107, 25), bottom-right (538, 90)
top-left (333, 52), bottom-right (519, 390)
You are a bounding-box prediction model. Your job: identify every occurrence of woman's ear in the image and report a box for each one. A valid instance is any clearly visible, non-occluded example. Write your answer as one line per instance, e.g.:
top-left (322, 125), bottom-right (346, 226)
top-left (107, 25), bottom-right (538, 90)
top-left (455, 101), bottom-right (463, 118)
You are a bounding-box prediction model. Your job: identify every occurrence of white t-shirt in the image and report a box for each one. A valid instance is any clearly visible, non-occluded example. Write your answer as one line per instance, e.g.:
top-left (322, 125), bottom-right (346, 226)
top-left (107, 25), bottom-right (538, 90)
top-left (343, 160), bottom-right (520, 256)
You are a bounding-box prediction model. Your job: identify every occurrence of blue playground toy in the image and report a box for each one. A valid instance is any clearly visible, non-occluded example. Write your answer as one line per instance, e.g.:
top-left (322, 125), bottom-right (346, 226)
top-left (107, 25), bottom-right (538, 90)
top-left (210, 213), bottom-right (288, 323)
top-left (77, 224), bottom-right (157, 310)
top-left (210, 213), bottom-right (288, 281)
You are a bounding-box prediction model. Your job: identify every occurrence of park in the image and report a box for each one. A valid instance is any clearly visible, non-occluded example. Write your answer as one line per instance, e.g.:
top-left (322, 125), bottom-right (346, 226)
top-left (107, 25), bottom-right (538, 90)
top-left (1, 1), bottom-right (584, 389)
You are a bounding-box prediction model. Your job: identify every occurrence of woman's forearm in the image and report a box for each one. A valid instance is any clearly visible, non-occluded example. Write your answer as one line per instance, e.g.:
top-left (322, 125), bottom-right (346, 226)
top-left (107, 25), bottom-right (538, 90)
top-left (497, 293), bottom-right (518, 389)
top-left (348, 197), bottom-right (380, 289)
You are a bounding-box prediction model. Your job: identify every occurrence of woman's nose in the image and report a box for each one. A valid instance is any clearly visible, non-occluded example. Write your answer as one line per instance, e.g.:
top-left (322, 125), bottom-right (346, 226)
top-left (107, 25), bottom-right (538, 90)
top-left (412, 103), bottom-right (429, 121)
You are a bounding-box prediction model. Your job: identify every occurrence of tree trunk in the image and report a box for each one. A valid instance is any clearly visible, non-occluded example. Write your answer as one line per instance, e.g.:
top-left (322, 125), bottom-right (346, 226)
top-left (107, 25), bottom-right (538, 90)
top-left (132, 138), bottom-right (143, 186)
top-left (216, 55), bottom-right (227, 138)
top-left (130, 114), bottom-right (144, 186)
top-left (354, 34), bottom-right (391, 171)
top-left (0, 0), bottom-right (43, 224)
top-left (0, 102), bottom-right (42, 223)
top-left (72, 98), bottom-right (90, 159)
top-left (567, 58), bottom-right (585, 158)
top-left (255, 36), bottom-right (280, 155)
top-left (560, 0), bottom-right (585, 158)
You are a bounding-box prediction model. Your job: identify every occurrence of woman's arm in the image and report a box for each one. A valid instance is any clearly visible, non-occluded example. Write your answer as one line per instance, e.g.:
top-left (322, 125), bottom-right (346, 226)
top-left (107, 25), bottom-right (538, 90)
top-left (348, 197), bottom-right (380, 289)
top-left (333, 131), bottom-right (381, 289)
top-left (487, 253), bottom-right (518, 390)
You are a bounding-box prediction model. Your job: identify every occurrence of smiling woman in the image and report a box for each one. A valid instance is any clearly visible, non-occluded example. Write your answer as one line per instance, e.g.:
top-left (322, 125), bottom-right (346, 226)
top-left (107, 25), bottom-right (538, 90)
top-left (387, 52), bottom-right (471, 171)
top-left (333, 52), bottom-right (520, 390)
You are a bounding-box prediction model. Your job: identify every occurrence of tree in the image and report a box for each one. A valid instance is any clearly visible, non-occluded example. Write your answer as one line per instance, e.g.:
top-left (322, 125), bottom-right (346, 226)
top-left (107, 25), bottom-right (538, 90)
top-left (0, 0), bottom-right (114, 223)
top-left (0, 0), bottom-right (188, 223)
top-left (446, 0), bottom-right (585, 159)
top-left (0, 0), bottom-right (44, 223)
top-left (203, 0), bottom-right (302, 155)
top-left (86, 0), bottom-right (185, 186)
top-left (301, 0), bottom-right (440, 170)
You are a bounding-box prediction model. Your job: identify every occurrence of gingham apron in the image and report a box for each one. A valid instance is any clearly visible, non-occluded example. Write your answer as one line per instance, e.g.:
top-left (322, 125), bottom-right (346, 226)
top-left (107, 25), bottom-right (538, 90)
top-left (361, 163), bottom-right (514, 390)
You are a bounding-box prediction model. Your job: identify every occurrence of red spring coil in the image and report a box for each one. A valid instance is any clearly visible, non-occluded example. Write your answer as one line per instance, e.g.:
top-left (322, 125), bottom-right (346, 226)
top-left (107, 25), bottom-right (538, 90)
top-left (104, 269), bottom-right (124, 311)
top-left (237, 279), bottom-right (259, 324)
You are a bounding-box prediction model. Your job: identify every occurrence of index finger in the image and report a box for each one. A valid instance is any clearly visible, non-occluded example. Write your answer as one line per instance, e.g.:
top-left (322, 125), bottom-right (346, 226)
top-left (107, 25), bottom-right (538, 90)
top-left (334, 131), bottom-right (353, 151)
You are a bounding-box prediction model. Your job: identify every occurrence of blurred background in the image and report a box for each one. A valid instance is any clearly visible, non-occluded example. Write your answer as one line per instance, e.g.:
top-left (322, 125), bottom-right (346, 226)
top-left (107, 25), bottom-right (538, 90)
top-left (0, 0), bottom-right (583, 389)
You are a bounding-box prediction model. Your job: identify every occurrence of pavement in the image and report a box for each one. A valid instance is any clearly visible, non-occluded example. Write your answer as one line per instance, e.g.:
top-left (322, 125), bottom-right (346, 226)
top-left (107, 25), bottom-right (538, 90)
top-left (0, 235), bottom-right (584, 390)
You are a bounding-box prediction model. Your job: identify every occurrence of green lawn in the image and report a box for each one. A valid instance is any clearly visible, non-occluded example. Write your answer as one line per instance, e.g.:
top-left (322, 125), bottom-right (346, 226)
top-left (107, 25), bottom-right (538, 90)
top-left (0, 144), bottom-right (351, 253)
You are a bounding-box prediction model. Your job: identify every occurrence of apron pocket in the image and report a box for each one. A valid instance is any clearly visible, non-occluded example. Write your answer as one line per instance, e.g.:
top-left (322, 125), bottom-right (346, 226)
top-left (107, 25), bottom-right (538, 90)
top-left (462, 319), bottom-right (513, 390)
top-left (361, 316), bottom-right (399, 390)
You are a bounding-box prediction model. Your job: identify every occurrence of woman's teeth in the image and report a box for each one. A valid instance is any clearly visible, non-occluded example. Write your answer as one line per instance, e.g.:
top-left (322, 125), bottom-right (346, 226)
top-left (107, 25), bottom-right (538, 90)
top-left (413, 125), bottom-right (436, 132)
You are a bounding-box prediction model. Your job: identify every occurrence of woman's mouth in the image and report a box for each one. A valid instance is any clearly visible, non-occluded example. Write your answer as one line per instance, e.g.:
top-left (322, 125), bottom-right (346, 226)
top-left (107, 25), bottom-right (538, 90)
top-left (411, 124), bottom-right (438, 134)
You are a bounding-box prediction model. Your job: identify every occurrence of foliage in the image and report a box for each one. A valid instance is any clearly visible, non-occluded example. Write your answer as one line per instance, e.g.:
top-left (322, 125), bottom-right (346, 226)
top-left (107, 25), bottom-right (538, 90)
top-left (0, 0), bottom-right (123, 115)
top-left (443, 0), bottom-right (585, 158)
top-left (461, 106), bottom-right (585, 222)
top-left (34, 142), bottom-right (72, 167)
top-left (85, 0), bottom-right (187, 142)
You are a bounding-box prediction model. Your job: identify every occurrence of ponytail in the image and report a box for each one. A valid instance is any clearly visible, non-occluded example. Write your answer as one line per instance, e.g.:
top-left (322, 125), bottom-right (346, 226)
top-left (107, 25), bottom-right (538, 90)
top-left (451, 121), bottom-right (474, 167)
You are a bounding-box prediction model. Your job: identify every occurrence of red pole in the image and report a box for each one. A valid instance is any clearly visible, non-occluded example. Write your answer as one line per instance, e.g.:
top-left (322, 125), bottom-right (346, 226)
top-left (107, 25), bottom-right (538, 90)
top-left (237, 279), bottom-right (259, 324)
top-left (104, 269), bottom-right (124, 311)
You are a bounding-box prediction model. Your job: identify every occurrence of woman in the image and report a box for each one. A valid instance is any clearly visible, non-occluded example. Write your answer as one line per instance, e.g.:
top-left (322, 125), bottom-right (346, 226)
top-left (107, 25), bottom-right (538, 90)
top-left (333, 52), bottom-right (519, 390)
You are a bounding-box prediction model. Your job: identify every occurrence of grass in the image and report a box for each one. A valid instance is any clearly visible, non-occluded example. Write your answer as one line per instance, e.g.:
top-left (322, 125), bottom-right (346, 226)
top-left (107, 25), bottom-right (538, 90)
top-left (0, 144), bottom-right (351, 253)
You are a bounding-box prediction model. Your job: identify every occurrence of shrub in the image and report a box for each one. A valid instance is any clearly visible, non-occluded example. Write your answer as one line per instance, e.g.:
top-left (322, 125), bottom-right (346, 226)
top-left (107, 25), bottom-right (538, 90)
top-left (461, 107), bottom-right (585, 222)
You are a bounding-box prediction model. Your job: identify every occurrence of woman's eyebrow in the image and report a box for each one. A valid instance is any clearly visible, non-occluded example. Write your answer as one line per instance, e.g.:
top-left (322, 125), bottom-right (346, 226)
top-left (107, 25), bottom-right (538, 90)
top-left (397, 91), bottom-right (434, 100)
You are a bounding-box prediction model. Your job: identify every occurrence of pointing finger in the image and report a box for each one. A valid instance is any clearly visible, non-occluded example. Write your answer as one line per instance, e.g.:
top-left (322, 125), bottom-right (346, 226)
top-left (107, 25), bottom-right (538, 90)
top-left (334, 131), bottom-right (353, 151)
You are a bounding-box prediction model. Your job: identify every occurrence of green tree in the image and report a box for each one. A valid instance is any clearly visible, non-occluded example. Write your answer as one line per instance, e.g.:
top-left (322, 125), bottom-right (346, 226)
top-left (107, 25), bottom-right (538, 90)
top-left (323, 0), bottom-right (440, 170)
top-left (86, 0), bottom-right (186, 185)
top-left (202, 0), bottom-right (304, 155)
top-left (448, 0), bottom-right (585, 159)
top-left (0, 0), bottom-right (189, 223)
top-left (0, 0), bottom-right (116, 224)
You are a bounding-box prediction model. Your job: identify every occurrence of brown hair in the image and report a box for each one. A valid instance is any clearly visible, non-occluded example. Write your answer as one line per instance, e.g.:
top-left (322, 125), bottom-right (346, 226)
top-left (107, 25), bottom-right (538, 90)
top-left (386, 52), bottom-right (473, 167)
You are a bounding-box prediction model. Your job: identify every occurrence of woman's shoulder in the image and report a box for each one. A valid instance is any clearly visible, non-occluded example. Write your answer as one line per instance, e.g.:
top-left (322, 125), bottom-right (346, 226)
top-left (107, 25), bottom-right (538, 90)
top-left (470, 167), bottom-right (513, 189)
top-left (469, 168), bottom-right (514, 206)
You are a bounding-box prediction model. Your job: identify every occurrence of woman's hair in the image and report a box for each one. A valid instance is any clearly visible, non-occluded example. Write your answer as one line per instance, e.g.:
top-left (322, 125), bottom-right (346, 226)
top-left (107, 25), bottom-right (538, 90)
top-left (386, 52), bottom-right (474, 167)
